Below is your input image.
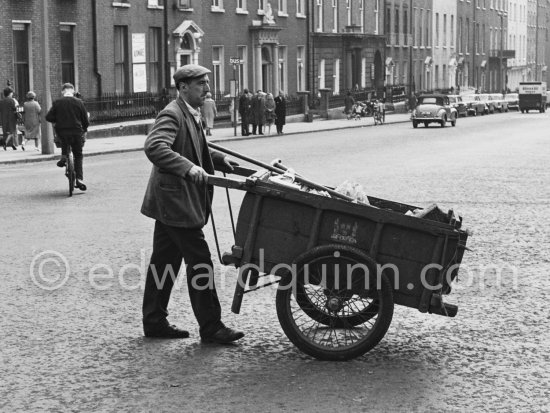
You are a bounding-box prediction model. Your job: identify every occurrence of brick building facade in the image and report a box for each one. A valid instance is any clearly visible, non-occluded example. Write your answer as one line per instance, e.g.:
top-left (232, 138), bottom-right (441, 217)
top-left (0, 0), bottom-right (308, 103)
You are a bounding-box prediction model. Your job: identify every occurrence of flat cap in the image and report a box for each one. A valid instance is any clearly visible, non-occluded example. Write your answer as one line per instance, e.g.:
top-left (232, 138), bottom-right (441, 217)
top-left (173, 64), bottom-right (211, 84)
top-left (62, 83), bottom-right (74, 90)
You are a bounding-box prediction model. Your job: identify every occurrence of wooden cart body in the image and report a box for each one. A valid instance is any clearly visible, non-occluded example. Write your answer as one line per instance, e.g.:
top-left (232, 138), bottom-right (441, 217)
top-left (216, 171), bottom-right (468, 317)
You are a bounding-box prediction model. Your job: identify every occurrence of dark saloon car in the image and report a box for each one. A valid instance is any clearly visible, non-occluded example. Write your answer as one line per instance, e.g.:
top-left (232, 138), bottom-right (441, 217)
top-left (411, 94), bottom-right (458, 128)
top-left (448, 95), bottom-right (468, 117)
top-left (461, 94), bottom-right (488, 116)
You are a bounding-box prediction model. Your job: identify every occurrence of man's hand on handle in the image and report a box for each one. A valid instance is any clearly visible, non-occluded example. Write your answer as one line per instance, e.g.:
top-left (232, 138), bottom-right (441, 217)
top-left (222, 157), bottom-right (239, 172)
top-left (187, 165), bottom-right (209, 185)
top-left (187, 157), bottom-right (239, 185)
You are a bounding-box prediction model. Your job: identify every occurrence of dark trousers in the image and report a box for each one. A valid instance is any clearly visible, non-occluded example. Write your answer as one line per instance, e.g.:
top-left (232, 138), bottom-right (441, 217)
top-left (251, 123), bottom-right (263, 135)
top-left (142, 221), bottom-right (223, 338)
top-left (58, 133), bottom-right (84, 180)
top-left (276, 123), bottom-right (284, 134)
top-left (240, 116), bottom-right (249, 136)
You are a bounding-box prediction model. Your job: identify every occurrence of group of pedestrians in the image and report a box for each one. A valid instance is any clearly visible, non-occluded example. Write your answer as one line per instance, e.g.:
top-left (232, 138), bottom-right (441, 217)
top-left (238, 89), bottom-right (286, 137)
top-left (0, 87), bottom-right (42, 151)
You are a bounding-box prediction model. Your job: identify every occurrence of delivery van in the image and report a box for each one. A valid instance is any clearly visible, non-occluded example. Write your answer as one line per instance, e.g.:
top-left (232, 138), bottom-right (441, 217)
top-left (518, 82), bottom-right (547, 113)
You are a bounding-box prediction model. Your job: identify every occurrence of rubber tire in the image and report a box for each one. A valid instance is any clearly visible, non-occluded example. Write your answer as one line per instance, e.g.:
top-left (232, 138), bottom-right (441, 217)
top-left (451, 116), bottom-right (456, 127)
top-left (276, 244), bottom-right (394, 361)
top-left (473, 109), bottom-right (477, 117)
top-left (424, 122), bottom-right (429, 127)
top-left (440, 116), bottom-right (446, 128)
top-left (67, 152), bottom-right (75, 197)
top-left (412, 121), bottom-right (418, 128)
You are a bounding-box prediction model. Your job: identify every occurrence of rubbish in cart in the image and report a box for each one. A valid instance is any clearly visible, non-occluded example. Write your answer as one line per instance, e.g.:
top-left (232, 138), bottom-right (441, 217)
top-left (334, 180), bottom-right (370, 205)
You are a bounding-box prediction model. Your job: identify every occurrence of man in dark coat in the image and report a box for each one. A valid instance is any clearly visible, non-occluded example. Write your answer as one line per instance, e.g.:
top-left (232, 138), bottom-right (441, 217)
top-left (0, 87), bottom-right (18, 150)
top-left (251, 90), bottom-right (266, 135)
top-left (274, 91), bottom-right (286, 134)
top-left (141, 64), bottom-right (244, 344)
top-left (238, 89), bottom-right (251, 136)
top-left (46, 83), bottom-right (89, 190)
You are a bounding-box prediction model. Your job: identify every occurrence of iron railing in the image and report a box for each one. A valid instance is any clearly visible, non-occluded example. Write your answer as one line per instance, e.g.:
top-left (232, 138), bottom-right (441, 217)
top-left (80, 90), bottom-right (304, 125)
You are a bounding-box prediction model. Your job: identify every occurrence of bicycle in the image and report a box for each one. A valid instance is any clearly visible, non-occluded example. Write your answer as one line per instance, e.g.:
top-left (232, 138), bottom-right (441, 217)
top-left (65, 144), bottom-right (76, 197)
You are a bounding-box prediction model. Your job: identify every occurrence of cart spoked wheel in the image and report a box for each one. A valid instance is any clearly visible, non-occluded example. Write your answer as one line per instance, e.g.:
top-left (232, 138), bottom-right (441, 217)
top-left (276, 244), bottom-right (394, 361)
top-left (294, 280), bottom-right (379, 327)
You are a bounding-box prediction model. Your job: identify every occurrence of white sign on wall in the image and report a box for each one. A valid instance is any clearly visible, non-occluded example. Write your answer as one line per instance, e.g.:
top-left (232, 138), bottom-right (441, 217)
top-left (133, 64), bottom-right (147, 92)
top-left (132, 33), bottom-right (146, 63)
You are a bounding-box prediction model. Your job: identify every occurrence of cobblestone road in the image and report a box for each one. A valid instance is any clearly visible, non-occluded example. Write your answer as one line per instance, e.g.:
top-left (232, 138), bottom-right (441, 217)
top-left (1, 111), bottom-right (549, 412)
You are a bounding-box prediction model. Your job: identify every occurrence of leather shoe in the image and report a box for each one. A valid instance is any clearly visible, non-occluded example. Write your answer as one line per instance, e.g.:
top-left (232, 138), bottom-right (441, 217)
top-left (144, 324), bottom-right (190, 339)
top-left (57, 158), bottom-right (67, 168)
top-left (202, 327), bottom-right (244, 344)
top-left (76, 180), bottom-right (87, 191)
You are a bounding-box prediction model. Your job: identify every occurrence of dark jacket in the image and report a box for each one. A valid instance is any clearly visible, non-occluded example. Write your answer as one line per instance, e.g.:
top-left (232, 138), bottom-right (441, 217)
top-left (46, 96), bottom-right (89, 135)
top-left (251, 94), bottom-right (266, 125)
top-left (141, 96), bottom-right (226, 228)
top-left (0, 96), bottom-right (18, 135)
top-left (238, 93), bottom-right (251, 119)
top-left (274, 96), bottom-right (286, 126)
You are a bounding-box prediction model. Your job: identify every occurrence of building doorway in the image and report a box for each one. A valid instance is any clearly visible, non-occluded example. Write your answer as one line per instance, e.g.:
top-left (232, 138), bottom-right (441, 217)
top-left (261, 47), bottom-right (273, 92)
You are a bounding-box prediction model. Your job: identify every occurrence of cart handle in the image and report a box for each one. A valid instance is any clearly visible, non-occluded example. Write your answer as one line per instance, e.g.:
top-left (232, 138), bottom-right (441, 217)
top-left (207, 174), bottom-right (249, 190)
top-left (208, 142), bottom-right (355, 202)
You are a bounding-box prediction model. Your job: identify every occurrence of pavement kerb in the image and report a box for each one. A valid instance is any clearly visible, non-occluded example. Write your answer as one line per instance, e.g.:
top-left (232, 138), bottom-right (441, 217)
top-left (0, 115), bottom-right (410, 165)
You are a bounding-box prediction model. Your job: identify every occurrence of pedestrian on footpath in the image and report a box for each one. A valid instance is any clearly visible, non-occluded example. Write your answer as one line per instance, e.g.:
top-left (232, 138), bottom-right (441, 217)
top-left (344, 91), bottom-right (355, 118)
top-left (264, 92), bottom-right (276, 135)
top-left (202, 92), bottom-right (217, 136)
top-left (140, 64), bottom-right (244, 344)
top-left (251, 90), bottom-right (266, 135)
top-left (238, 88), bottom-right (251, 136)
top-left (0, 87), bottom-right (19, 151)
top-left (45, 83), bottom-right (89, 191)
top-left (22, 91), bottom-right (41, 151)
top-left (274, 91), bottom-right (286, 134)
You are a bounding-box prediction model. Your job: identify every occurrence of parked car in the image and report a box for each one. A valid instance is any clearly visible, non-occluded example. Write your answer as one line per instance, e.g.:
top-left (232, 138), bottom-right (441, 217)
top-left (478, 94), bottom-right (496, 113)
top-left (448, 95), bottom-right (468, 117)
top-left (489, 93), bottom-right (509, 112)
top-left (461, 94), bottom-right (488, 116)
top-left (411, 94), bottom-right (458, 128)
top-left (504, 93), bottom-right (519, 111)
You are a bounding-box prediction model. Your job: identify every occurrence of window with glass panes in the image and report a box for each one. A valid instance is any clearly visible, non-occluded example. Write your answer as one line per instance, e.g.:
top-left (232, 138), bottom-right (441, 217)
top-left (278, 46), bottom-right (287, 93)
top-left (297, 46), bottom-right (305, 91)
top-left (114, 26), bottom-right (129, 94)
top-left (237, 46), bottom-right (247, 90)
top-left (12, 23), bottom-right (30, 101)
top-left (60, 25), bottom-right (75, 85)
top-left (212, 46), bottom-right (224, 93)
top-left (148, 27), bottom-right (162, 93)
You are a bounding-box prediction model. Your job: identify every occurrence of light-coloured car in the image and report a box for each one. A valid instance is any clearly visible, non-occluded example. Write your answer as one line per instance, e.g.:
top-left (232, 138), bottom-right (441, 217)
top-left (504, 93), bottom-right (519, 111)
top-left (478, 94), bottom-right (496, 113)
top-left (489, 93), bottom-right (509, 112)
top-left (411, 94), bottom-right (458, 128)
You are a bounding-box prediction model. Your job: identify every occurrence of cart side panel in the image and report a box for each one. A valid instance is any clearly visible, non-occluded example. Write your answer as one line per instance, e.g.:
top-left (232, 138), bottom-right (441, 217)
top-left (235, 195), bottom-right (318, 269)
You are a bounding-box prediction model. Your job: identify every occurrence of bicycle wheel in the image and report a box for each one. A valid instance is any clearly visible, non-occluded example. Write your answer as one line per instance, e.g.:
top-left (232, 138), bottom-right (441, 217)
top-left (276, 244), bottom-right (394, 361)
top-left (66, 148), bottom-right (75, 197)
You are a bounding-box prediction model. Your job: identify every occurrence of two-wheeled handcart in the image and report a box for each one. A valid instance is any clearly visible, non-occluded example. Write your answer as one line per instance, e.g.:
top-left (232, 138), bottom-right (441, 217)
top-left (208, 143), bottom-right (470, 361)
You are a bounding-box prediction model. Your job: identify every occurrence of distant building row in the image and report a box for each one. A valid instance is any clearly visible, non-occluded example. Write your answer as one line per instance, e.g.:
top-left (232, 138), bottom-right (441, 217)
top-left (1, 0), bottom-right (549, 105)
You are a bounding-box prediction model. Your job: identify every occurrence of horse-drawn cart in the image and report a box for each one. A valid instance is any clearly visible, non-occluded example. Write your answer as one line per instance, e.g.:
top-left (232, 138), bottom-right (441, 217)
top-left (208, 146), bottom-right (469, 361)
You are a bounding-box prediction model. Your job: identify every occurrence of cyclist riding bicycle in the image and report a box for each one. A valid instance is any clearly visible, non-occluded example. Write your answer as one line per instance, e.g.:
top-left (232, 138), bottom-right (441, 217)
top-left (46, 83), bottom-right (89, 191)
